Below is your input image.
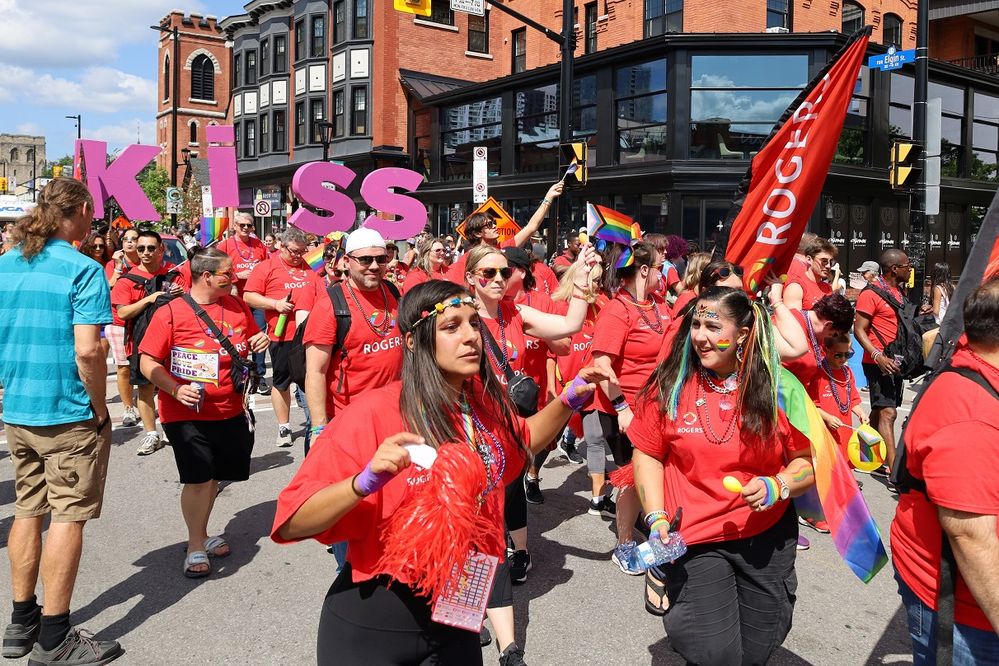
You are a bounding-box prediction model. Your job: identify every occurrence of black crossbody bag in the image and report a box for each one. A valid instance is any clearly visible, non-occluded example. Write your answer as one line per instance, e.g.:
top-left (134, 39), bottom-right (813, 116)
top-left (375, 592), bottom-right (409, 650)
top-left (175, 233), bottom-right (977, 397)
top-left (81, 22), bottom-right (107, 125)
top-left (479, 323), bottom-right (539, 417)
top-left (181, 295), bottom-right (260, 404)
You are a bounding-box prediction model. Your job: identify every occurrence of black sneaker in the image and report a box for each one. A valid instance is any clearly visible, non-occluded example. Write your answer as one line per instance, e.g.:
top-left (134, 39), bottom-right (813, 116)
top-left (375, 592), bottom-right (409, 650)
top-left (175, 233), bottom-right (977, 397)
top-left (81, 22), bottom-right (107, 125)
top-left (524, 477), bottom-right (544, 505)
top-left (498, 642), bottom-right (527, 666)
top-left (3, 618), bottom-right (40, 658)
top-left (587, 495), bottom-right (616, 518)
top-left (256, 379), bottom-right (271, 396)
top-left (26, 628), bottom-right (122, 666)
top-left (479, 625), bottom-right (492, 647)
top-left (869, 465), bottom-right (889, 478)
top-left (557, 436), bottom-right (585, 465)
top-left (510, 550), bottom-right (531, 584)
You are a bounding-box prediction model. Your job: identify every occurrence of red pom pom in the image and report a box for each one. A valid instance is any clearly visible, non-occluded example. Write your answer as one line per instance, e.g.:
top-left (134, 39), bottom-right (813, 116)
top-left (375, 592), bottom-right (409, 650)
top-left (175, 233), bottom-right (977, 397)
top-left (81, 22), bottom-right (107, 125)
top-left (609, 462), bottom-right (634, 489)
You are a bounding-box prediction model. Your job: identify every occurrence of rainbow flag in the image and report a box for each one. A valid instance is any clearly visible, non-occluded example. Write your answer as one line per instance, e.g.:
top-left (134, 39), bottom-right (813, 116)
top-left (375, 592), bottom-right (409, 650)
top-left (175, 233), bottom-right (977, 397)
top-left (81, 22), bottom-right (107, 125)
top-left (778, 368), bottom-right (888, 582)
top-left (615, 247), bottom-right (634, 269)
top-left (586, 203), bottom-right (634, 246)
top-left (304, 246), bottom-right (325, 272)
top-left (199, 216), bottom-right (229, 246)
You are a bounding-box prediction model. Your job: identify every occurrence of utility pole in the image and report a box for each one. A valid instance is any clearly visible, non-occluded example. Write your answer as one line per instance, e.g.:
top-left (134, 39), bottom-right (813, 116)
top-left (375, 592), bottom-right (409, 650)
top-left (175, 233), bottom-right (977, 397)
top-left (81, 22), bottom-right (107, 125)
top-left (909, 0), bottom-right (929, 305)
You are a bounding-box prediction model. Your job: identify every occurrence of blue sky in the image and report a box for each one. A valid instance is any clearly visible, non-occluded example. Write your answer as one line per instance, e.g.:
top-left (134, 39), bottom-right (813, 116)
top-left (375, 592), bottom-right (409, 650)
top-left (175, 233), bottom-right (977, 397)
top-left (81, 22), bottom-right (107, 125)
top-left (0, 1), bottom-right (248, 161)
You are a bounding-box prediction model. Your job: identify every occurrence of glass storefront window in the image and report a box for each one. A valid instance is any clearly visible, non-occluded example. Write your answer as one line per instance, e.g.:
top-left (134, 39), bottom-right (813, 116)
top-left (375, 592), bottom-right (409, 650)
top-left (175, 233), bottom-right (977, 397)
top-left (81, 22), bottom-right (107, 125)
top-left (442, 97), bottom-right (502, 181)
top-left (616, 58), bottom-right (668, 162)
top-left (972, 92), bottom-right (998, 182)
top-left (835, 68), bottom-right (870, 165)
top-left (512, 76), bottom-right (600, 174)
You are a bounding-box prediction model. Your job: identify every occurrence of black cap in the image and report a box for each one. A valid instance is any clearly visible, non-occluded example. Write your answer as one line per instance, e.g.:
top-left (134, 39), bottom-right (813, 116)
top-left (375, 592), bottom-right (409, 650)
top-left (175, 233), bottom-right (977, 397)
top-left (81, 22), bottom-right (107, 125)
top-left (502, 246), bottom-right (532, 270)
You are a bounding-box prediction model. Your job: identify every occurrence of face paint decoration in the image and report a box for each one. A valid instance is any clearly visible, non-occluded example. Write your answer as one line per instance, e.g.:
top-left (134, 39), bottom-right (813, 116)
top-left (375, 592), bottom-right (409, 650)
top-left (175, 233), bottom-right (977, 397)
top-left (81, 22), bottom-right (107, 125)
top-left (695, 303), bottom-right (721, 320)
top-left (478, 278), bottom-right (490, 288)
top-left (716, 339), bottom-right (732, 352)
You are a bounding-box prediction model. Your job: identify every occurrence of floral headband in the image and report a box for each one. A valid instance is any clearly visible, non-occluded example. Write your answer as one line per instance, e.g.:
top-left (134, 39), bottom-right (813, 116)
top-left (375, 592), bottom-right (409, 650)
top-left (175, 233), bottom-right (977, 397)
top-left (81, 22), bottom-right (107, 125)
top-left (414, 295), bottom-right (478, 328)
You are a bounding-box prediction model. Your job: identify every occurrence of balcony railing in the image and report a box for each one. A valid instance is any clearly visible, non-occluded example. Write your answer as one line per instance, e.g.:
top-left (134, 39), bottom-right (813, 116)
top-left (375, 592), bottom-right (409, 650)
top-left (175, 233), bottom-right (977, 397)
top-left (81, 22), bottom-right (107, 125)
top-left (949, 54), bottom-right (999, 75)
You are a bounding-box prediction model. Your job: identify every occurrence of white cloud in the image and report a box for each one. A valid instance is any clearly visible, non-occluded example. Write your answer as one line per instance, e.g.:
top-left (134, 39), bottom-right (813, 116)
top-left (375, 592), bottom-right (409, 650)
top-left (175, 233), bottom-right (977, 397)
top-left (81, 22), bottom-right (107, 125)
top-left (0, 66), bottom-right (156, 114)
top-left (16, 122), bottom-right (42, 135)
top-left (88, 118), bottom-right (158, 151)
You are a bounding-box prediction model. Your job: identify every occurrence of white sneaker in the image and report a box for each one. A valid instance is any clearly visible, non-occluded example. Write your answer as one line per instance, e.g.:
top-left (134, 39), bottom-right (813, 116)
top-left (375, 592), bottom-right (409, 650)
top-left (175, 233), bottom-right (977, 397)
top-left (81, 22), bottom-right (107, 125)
top-left (136, 432), bottom-right (164, 456)
top-left (276, 426), bottom-right (292, 448)
top-left (121, 407), bottom-right (139, 428)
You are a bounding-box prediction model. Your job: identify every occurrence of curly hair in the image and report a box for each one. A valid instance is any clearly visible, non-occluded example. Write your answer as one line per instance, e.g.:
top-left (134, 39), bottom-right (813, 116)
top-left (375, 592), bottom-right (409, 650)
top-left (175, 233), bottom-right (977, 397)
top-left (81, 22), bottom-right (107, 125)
top-left (12, 178), bottom-right (93, 260)
top-left (811, 293), bottom-right (855, 335)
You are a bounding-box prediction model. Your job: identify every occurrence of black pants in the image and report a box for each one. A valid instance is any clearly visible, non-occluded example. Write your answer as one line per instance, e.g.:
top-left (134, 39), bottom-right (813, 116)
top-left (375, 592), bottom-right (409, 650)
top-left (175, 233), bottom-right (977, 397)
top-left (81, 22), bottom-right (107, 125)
top-left (658, 505), bottom-right (799, 666)
top-left (317, 564), bottom-right (482, 665)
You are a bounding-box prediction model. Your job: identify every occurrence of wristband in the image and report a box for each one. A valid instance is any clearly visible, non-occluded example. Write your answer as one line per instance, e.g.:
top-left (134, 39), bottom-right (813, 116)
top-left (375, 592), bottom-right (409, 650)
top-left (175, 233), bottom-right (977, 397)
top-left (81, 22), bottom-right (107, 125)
top-left (560, 375), bottom-right (593, 411)
top-left (649, 518), bottom-right (670, 534)
top-left (309, 425), bottom-right (325, 436)
top-left (171, 385), bottom-right (180, 399)
top-left (541, 198), bottom-right (553, 206)
top-left (644, 510), bottom-right (669, 528)
top-left (354, 461), bottom-right (396, 497)
top-left (614, 401), bottom-right (630, 413)
top-left (872, 350), bottom-right (883, 360)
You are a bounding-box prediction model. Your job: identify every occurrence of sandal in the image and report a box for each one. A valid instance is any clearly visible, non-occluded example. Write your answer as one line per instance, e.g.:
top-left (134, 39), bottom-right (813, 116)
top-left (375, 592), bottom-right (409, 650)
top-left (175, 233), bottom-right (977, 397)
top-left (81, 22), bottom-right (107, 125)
top-left (184, 551), bottom-right (211, 578)
top-left (644, 569), bottom-right (669, 616)
top-left (203, 536), bottom-right (230, 558)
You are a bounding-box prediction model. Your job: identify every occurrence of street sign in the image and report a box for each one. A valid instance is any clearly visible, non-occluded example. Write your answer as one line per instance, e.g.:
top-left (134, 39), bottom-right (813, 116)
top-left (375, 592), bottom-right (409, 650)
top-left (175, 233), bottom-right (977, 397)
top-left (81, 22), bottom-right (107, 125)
top-left (165, 187), bottom-right (183, 215)
top-left (867, 46), bottom-right (915, 72)
top-left (201, 186), bottom-right (214, 218)
top-left (472, 146), bottom-right (488, 204)
top-left (451, 0), bottom-right (485, 16)
top-left (254, 199), bottom-right (272, 218)
top-left (461, 197), bottom-right (520, 244)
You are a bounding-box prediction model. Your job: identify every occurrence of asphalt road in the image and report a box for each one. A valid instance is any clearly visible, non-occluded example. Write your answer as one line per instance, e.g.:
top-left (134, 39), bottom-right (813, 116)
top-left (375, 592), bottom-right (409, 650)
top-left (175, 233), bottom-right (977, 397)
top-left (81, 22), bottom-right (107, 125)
top-left (0, 372), bottom-right (917, 665)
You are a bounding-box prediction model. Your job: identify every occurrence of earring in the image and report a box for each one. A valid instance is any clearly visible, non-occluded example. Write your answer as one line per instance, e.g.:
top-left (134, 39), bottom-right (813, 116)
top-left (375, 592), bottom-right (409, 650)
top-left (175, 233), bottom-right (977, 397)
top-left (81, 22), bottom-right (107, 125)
top-left (736, 343), bottom-right (745, 364)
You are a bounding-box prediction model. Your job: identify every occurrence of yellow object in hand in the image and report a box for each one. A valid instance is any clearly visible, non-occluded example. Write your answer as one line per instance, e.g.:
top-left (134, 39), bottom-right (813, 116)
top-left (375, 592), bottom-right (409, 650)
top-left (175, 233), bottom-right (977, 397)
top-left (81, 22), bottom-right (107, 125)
top-left (722, 476), bottom-right (744, 494)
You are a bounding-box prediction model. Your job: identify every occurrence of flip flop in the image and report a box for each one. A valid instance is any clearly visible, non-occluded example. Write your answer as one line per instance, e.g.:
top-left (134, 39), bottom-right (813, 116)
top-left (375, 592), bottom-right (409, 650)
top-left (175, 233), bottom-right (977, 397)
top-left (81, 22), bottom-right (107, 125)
top-left (184, 551), bottom-right (210, 578)
top-left (644, 569), bottom-right (669, 616)
top-left (203, 536), bottom-right (230, 558)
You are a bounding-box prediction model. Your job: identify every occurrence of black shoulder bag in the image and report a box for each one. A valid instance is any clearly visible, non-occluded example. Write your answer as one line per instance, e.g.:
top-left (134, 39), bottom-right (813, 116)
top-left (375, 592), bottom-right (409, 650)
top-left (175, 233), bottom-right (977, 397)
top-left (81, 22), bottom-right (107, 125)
top-left (181, 295), bottom-right (260, 403)
top-left (479, 323), bottom-right (539, 417)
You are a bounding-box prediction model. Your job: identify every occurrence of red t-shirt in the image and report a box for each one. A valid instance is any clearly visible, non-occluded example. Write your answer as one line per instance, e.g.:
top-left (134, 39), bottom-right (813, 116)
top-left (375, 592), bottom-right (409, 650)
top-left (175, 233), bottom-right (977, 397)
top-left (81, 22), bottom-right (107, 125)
top-left (401, 266), bottom-right (447, 294)
top-left (110, 263), bottom-right (177, 328)
top-left (138, 295), bottom-right (259, 423)
top-left (786, 256), bottom-right (808, 283)
top-left (443, 239), bottom-right (516, 285)
top-left (243, 254), bottom-right (321, 341)
top-left (271, 380), bottom-right (528, 583)
top-left (532, 262), bottom-right (559, 296)
top-left (552, 252), bottom-right (574, 272)
top-left (890, 345), bottom-right (999, 632)
top-left (480, 301), bottom-right (527, 383)
top-left (628, 380), bottom-right (811, 545)
top-left (670, 290), bottom-right (696, 319)
top-left (788, 273), bottom-right (832, 310)
top-left (809, 365), bottom-right (861, 453)
top-left (514, 290), bottom-right (560, 404)
top-left (218, 236), bottom-right (269, 296)
top-left (174, 262), bottom-right (193, 291)
top-left (855, 284), bottom-right (900, 364)
top-left (302, 282), bottom-right (403, 418)
top-left (591, 293), bottom-right (669, 413)
top-left (553, 298), bottom-right (602, 392)
top-left (663, 265), bottom-right (681, 291)
top-left (783, 309), bottom-right (821, 387)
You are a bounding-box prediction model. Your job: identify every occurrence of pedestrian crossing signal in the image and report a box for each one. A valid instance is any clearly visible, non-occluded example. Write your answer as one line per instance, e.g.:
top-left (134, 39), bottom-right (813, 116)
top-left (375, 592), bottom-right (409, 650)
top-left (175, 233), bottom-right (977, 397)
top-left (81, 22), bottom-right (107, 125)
top-left (394, 0), bottom-right (431, 16)
top-left (559, 142), bottom-right (588, 189)
top-left (890, 141), bottom-right (921, 190)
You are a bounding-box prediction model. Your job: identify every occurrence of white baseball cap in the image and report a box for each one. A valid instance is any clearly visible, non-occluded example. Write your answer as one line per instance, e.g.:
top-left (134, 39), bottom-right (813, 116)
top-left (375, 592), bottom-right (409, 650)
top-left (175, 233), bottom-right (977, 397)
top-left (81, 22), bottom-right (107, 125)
top-left (345, 228), bottom-right (387, 254)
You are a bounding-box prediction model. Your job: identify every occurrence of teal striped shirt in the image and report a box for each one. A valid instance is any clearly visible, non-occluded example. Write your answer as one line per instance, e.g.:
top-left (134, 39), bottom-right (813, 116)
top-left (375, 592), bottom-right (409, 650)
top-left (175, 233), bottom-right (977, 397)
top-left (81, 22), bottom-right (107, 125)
top-left (0, 239), bottom-right (111, 426)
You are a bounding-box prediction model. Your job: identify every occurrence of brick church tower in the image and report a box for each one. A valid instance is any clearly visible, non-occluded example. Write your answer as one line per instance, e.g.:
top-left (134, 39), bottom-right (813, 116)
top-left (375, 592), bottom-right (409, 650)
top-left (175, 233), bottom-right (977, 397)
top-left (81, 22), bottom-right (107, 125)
top-left (154, 11), bottom-right (230, 186)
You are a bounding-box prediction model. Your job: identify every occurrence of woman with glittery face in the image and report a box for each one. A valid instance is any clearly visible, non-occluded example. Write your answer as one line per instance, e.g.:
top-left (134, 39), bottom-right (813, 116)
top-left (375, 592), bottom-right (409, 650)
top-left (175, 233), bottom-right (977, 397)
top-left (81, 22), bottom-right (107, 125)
top-left (630, 287), bottom-right (816, 665)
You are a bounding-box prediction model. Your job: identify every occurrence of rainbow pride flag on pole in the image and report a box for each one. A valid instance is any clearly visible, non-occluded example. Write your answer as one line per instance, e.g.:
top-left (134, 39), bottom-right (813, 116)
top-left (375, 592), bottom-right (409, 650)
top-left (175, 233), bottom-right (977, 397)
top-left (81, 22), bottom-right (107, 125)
top-left (778, 368), bottom-right (888, 582)
top-left (199, 216), bottom-right (229, 247)
top-left (586, 203), bottom-right (635, 246)
top-left (303, 246), bottom-right (325, 273)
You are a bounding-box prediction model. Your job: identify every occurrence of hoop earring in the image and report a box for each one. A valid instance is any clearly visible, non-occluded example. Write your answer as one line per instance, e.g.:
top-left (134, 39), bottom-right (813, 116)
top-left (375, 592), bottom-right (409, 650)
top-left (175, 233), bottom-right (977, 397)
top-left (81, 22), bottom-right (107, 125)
top-left (736, 343), bottom-right (745, 364)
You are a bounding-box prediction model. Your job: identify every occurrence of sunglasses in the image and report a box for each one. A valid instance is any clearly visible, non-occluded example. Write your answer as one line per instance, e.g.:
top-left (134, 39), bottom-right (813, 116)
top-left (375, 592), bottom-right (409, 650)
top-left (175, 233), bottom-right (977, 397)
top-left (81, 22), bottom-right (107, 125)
top-left (712, 265), bottom-right (744, 280)
top-left (329, 269), bottom-right (344, 278)
top-left (350, 254), bottom-right (390, 266)
top-left (237, 223), bottom-right (254, 229)
top-left (828, 350), bottom-right (855, 360)
top-left (136, 245), bottom-right (159, 253)
top-left (476, 267), bottom-right (514, 281)
top-left (430, 248), bottom-right (446, 254)
top-left (209, 268), bottom-right (234, 277)
top-left (92, 244), bottom-right (105, 249)
top-left (284, 247), bottom-right (307, 256)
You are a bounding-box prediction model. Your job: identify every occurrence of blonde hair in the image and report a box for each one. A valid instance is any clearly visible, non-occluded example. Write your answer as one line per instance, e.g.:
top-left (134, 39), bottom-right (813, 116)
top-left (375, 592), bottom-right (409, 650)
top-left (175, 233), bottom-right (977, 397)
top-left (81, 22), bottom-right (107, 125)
top-left (681, 252), bottom-right (712, 292)
top-left (552, 260), bottom-right (602, 304)
top-left (463, 243), bottom-right (503, 278)
top-left (12, 178), bottom-right (93, 260)
top-left (415, 236), bottom-right (446, 275)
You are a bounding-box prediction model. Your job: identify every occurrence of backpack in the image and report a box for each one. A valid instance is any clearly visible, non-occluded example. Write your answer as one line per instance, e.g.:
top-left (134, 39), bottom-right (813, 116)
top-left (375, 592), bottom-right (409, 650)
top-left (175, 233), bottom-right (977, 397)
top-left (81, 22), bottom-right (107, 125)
top-left (287, 281), bottom-right (401, 391)
top-left (862, 283), bottom-right (928, 380)
top-left (122, 270), bottom-right (180, 381)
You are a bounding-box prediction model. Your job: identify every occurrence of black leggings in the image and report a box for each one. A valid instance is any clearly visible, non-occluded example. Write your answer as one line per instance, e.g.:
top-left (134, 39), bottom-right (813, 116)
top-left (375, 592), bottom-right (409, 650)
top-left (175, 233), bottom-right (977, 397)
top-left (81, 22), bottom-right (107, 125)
top-left (317, 564), bottom-right (482, 665)
top-left (504, 470), bottom-right (528, 533)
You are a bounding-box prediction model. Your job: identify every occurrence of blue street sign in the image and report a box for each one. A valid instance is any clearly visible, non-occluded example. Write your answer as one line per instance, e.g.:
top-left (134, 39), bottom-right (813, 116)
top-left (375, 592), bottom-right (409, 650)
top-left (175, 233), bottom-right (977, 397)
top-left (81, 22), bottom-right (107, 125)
top-left (868, 46), bottom-right (915, 71)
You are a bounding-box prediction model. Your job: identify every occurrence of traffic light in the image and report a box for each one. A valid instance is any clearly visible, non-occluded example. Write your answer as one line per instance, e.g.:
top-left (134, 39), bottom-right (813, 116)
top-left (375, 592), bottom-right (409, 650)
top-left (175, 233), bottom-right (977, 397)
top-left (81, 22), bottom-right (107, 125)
top-left (394, 0), bottom-right (431, 16)
top-left (559, 142), bottom-right (588, 189)
top-left (52, 165), bottom-right (63, 178)
top-left (889, 141), bottom-right (922, 190)
top-left (0, 177), bottom-right (7, 194)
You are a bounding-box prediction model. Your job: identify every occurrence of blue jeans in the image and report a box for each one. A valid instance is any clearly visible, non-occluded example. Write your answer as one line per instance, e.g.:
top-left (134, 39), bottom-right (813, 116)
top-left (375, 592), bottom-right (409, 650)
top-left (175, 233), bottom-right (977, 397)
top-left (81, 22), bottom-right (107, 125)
top-left (251, 308), bottom-right (267, 377)
top-left (897, 574), bottom-right (999, 665)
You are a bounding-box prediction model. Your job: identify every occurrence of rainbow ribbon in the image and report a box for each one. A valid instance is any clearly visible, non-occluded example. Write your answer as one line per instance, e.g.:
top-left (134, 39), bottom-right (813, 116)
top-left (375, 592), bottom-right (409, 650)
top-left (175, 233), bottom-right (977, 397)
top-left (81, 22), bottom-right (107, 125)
top-left (778, 368), bottom-right (888, 583)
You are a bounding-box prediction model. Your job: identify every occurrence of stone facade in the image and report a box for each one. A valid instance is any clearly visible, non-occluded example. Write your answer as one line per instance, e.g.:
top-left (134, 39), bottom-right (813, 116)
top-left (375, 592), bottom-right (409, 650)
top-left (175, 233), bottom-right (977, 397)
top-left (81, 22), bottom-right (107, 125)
top-left (0, 134), bottom-right (46, 195)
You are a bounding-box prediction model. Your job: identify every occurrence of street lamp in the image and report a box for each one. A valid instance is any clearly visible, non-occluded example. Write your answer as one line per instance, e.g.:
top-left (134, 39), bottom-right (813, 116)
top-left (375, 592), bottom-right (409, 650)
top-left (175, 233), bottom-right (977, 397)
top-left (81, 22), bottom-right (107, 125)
top-left (316, 121), bottom-right (336, 162)
top-left (151, 22), bottom-right (181, 227)
top-left (64, 114), bottom-right (81, 139)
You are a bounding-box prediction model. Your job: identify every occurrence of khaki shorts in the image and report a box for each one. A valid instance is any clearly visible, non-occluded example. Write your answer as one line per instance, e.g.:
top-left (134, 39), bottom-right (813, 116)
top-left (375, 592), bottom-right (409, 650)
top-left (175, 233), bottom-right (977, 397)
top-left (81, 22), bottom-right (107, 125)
top-left (6, 413), bottom-right (112, 522)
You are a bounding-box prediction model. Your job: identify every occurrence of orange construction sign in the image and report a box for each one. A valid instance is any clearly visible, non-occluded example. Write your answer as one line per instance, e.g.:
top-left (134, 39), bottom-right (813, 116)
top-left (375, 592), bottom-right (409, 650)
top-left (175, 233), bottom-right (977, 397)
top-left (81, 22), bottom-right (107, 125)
top-left (457, 197), bottom-right (521, 244)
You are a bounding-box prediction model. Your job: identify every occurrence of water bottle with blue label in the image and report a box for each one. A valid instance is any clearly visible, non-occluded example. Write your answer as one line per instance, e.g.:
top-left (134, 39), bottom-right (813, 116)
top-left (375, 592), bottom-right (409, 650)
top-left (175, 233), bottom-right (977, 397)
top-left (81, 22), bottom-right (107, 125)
top-left (629, 532), bottom-right (687, 571)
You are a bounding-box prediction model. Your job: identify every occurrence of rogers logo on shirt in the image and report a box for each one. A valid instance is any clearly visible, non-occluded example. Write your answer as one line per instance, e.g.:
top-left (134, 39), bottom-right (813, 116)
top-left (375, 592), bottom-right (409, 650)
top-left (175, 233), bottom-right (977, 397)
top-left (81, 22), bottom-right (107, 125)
top-left (526, 338), bottom-right (541, 351)
top-left (362, 335), bottom-right (403, 355)
top-left (284, 281), bottom-right (307, 290)
top-left (572, 341), bottom-right (591, 353)
top-left (407, 468), bottom-right (432, 487)
top-left (677, 411), bottom-right (703, 434)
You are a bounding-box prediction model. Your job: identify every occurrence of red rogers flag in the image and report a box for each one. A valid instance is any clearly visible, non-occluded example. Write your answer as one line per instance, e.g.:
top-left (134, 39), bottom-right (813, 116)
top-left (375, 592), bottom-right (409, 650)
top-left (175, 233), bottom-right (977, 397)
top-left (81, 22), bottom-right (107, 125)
top-left (721, 28), bottom-right (872, 292)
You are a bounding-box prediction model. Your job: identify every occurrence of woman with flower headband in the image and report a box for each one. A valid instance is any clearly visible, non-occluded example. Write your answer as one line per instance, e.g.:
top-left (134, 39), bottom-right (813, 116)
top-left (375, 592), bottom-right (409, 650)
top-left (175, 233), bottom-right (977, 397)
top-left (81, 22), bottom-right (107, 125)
top-left (630, 286), bottom-right (816, 665)
top-left (272, 280), bottom-right (603, 665)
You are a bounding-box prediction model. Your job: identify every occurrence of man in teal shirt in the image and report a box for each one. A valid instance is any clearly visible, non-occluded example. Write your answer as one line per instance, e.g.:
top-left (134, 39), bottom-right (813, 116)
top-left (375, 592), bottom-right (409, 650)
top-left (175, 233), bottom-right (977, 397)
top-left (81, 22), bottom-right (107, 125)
top-left (0, 179), bottom-right (122, 665)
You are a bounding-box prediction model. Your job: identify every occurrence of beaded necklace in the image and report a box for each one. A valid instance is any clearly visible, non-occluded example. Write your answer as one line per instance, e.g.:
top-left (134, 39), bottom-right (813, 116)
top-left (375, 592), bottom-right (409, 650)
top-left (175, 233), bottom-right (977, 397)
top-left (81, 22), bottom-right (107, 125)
top-left (232, 236), bottom-right (257, 261)
top-left (460, 391), bottom-right (506, 502)
top-left (694, 369), bottom-right (739, 444)
top-left (481, 305), bottom-right (510, 370)
top-left (619, 290), bottom-right (664, 334)
top-left (802, 311), bottom-right (824, 366)
top-left (821, 360), bottom-right (853, 414)
top-left (345, 280), bottom-right (396, 337)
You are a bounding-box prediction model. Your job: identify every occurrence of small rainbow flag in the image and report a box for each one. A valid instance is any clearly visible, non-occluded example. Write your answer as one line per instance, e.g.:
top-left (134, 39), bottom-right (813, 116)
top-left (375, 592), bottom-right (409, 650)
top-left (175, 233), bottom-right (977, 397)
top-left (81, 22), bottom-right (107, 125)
top-left (778, 368), bottom-right (888, 583)
top-left (587, 203), bottom-right (635, 246)
top-left (199, 216), bottom-right (229, 246)
top-left (304, 246), bottom-right (325, 273)
top-left (615, 247), bottom-right (634, 269)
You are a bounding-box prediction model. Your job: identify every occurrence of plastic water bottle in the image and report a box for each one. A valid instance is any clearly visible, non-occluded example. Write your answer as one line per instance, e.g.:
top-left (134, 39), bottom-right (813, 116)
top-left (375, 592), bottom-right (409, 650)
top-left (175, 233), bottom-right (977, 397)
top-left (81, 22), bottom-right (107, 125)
top-left (629, 532), bottom-right (687, 571)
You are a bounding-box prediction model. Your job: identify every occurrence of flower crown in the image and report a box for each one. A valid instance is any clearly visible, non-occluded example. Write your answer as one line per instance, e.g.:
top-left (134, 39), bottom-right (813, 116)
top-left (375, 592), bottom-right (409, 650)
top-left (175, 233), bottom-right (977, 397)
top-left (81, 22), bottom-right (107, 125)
top-left (414, 296), bottom-right (478, 328)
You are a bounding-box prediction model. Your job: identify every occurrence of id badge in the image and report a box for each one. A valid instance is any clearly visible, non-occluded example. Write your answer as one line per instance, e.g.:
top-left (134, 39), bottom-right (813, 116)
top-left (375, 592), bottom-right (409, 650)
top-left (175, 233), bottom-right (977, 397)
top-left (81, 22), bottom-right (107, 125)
top-left (431, 551), bottom-right (498, 633)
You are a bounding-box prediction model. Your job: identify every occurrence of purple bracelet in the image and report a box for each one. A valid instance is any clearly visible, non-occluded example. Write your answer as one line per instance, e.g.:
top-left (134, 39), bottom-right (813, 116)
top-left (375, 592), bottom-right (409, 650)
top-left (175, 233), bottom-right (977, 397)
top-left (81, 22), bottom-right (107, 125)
top-left (561, 375), bottom-right (593, 411)
top-left (354, 462), bottom-right (395, 496)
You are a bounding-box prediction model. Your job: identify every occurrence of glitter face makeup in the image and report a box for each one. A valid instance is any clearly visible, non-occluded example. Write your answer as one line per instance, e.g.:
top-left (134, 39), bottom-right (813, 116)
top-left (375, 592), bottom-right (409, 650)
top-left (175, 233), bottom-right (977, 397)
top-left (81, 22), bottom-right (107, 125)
top-left (695, 304), bottom-right (720, 320)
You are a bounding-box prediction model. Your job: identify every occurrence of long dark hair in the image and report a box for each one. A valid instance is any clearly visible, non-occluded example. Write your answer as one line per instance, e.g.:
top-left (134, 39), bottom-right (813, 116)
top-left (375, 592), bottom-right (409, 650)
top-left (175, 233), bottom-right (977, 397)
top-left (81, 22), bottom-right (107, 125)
top-left (640, 287), bottom-right (782, 443)
top-left (398, 280), bottom-right (522, 452)
top-left (79, 231), bottom-right (112, 265)
top-left (930, 262), bottom-right (954, 299)
top-left (603, 241), bottom-right (655, 295)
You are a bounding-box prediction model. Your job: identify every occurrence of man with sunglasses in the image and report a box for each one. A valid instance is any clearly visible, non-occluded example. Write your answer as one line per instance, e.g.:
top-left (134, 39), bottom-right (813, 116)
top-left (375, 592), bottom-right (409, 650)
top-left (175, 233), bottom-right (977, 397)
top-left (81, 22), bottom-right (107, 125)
top-left (218, 212), bottom-right (271, 394)
top-left (244, 227), bottom-right (321, 448)
top-left (111, 230), bottom-right (183, 455)
top-left (784, 236), bottom-right (836, 311)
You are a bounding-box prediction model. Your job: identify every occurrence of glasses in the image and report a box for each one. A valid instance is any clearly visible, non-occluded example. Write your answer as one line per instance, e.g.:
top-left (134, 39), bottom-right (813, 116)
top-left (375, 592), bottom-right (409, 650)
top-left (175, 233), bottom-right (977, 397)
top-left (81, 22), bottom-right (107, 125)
top-left (711, 265), bottom-right (744, 280)
top-left (92, 244), bottom-right (105, 250)
top-left (284, 247), bottom-right (307, 256)
top-left (123, 236), bottom-right (138, 243)
top-left (136, 245), bottom-right (159, 253)
top-left (475, 267), bottom-right (514, 281)
top-left (814, 258), bottom-right (832, 266)
top-left (237, 223), bottom-right (254, 229)
top-left (210, 268), bottom-right (234, 277)
top-left (892, 263), bottom-right (912, 270)
top-left (329, 269), bottom-right (344, 278)
top-left (829, 350), bottom-right (855, 360)
top-left (430, 248), bottom-right (446, 254)
top-left (349, 254), bottom-right (390, 266)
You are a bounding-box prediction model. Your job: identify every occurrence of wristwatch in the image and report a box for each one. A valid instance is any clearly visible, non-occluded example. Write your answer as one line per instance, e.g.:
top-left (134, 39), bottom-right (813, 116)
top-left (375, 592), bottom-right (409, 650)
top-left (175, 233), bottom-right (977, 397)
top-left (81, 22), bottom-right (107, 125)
top-left (775, 474), bottom-right (790, 501)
